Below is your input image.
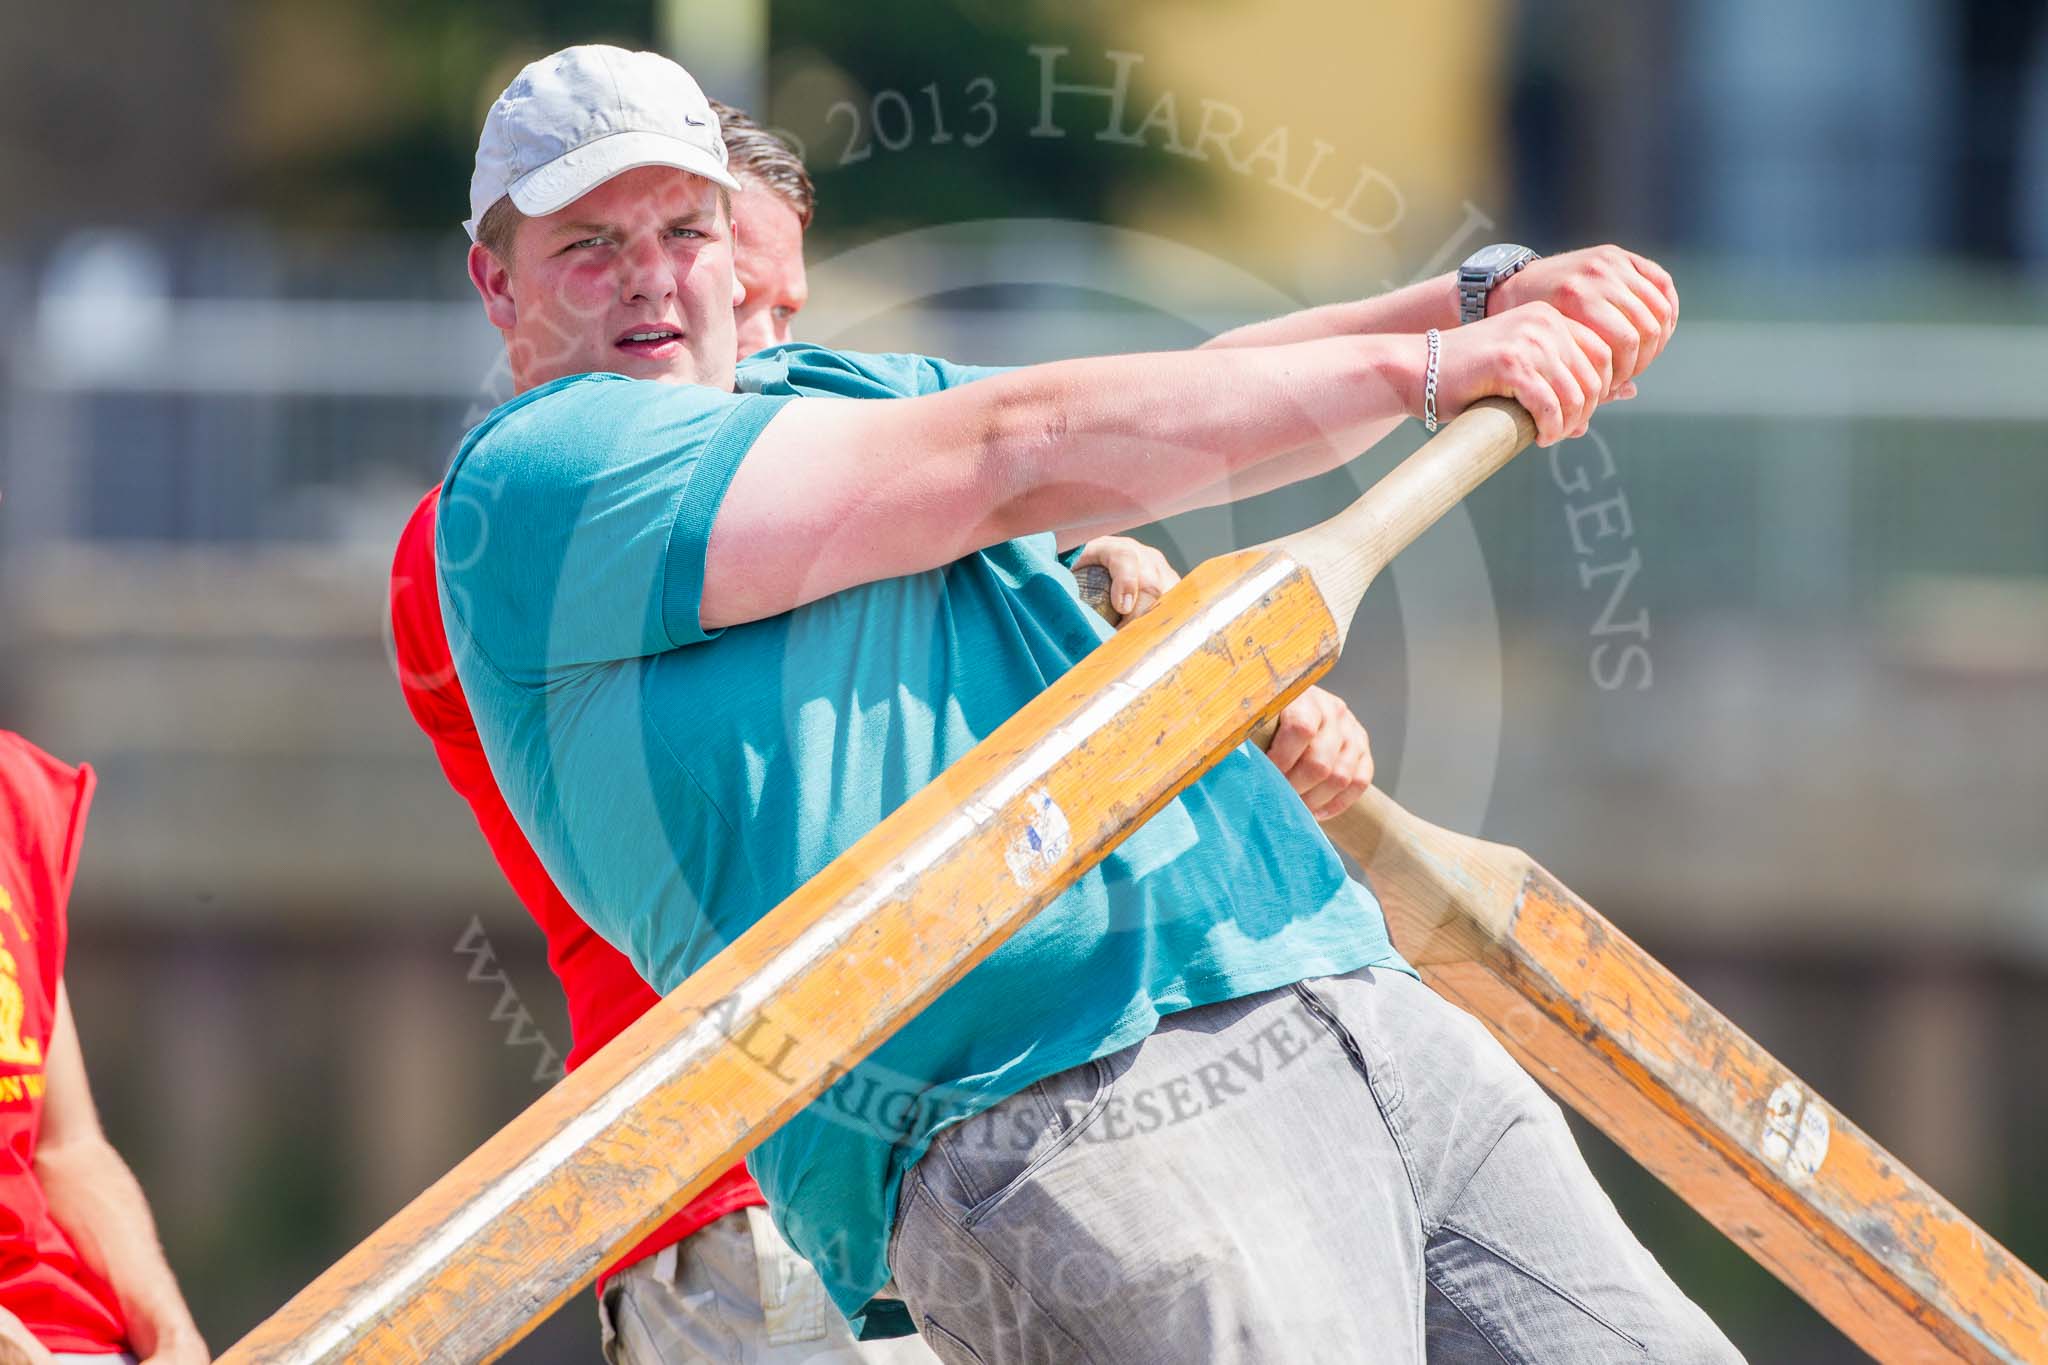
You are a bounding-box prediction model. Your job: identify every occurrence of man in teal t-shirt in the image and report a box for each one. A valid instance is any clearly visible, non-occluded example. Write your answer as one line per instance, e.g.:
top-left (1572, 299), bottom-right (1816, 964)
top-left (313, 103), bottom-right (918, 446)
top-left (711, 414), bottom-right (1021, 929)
top-left (441, 347), bottom-right (1401, 1316)
top-left (441, 43), bottom-right (1734, 1365)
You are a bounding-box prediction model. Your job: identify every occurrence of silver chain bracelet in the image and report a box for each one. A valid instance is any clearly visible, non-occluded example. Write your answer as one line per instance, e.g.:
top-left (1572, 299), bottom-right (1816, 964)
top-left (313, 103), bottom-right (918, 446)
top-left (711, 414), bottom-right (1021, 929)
top-left (1423, 327), bottom-right (1442, 432)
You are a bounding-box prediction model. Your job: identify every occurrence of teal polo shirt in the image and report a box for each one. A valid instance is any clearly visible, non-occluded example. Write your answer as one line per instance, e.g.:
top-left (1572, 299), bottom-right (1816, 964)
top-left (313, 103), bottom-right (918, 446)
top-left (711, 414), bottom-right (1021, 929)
top-left (436, 344), bottom-right (1410, 1332)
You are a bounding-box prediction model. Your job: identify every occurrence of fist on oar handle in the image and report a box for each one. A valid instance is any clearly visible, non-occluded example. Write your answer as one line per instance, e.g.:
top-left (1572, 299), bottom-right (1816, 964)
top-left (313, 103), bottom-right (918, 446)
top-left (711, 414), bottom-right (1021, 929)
top-left (1070, 535), bottom-right (1177, 620)
top-left (1437, 244), bottom-right (1679, 447)
top-left (1435, 302), bottom-right (1616, 448)
top-left (1074, 555), bottom-right (1376, 820)
top-left (1493, 244), bottom-right (1679, 389)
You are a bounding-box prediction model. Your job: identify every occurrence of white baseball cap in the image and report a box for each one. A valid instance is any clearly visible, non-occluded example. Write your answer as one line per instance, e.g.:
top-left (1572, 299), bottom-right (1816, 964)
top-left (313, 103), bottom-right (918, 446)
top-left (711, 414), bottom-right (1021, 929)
top-left (465, 44), bottom-right (741, 241)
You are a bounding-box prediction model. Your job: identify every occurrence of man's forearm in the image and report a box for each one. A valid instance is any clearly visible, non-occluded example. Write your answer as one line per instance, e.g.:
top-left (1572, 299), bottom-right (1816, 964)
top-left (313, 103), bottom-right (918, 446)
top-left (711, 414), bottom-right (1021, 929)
top-left (37, 1139), bottom-right (202, 1359)
top-left (1200, 274), bottom-right (1459, 351)
top-left (1008, 273), bottom-right (1463, 552)
top-left (709, 333), bottom-right (1422, 625)
top-left (969, 332), bottom-right (1421, 543)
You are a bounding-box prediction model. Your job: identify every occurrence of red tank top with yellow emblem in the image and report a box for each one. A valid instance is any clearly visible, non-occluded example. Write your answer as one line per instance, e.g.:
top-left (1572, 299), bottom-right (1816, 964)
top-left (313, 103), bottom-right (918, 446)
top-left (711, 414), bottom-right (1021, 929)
top-left (0, 733), bottom-right (128, 1352)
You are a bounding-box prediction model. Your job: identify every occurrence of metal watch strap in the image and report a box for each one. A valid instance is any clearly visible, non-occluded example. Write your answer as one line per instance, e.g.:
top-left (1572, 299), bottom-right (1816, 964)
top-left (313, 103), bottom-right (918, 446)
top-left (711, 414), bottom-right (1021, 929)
top-left (1458, 246), bottom-right (1539, 325)
top-left (1457, 276), bottom-right (1491, 326)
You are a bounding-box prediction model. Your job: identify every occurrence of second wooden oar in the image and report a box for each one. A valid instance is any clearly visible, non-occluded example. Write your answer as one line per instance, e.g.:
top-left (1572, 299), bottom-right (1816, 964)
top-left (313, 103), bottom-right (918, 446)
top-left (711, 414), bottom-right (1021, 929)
top-left (1071, 570), bottom-right (2048, 1364)
top-left (1340, 792), bottom-right (2048, 1364)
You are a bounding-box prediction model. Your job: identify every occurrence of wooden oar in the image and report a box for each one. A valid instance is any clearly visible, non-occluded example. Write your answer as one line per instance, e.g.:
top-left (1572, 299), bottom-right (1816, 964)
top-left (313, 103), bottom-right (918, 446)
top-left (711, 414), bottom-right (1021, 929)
top-left (220, 400), bottom-right (1538, 1363)
top-left (1073, 569), bottom-right (2048, 1364)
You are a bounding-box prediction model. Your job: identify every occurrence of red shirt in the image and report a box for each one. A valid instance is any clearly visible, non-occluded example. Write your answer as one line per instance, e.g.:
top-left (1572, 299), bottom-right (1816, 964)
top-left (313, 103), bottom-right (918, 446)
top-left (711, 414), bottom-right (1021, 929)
top-left (389, 489), bottom-right (761, 1289)
top-left (0, 734), bottom-right (129, 1353)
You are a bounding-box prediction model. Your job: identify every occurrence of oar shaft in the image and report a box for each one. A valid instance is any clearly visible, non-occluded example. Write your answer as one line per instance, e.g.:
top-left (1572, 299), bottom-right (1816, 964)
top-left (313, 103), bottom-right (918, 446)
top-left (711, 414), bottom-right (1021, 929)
top-left (1270, 397), bottom-right (1536, 644)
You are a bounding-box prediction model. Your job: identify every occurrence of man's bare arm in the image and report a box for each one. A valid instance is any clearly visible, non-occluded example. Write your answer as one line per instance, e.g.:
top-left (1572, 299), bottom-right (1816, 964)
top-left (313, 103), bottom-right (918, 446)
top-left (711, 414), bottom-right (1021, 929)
top-left (1201, 275), bottom-right (1462, 351)
top-left (36, 985), bottom-right (206, 1365)
top-left (706, 334), bottom-right (1413, 627)
top-left (1045, 249), bottom-right (1679, 548)
top-left (1203, 247), bottom-right (1678, 398)
top-left (706, 302), bottom-right (1612, 630)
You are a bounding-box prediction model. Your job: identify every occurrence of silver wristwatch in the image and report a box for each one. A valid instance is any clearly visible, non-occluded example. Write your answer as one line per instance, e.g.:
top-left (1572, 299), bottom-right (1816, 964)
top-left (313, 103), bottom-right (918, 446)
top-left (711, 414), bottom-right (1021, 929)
top-left (1457, 244), bottom-right (1540, 324)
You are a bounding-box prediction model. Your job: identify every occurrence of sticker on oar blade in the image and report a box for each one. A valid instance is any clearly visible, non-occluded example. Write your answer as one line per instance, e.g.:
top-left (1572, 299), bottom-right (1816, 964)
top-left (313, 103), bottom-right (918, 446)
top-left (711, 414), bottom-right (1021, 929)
top-left (1760, 1080), bottom-right (1831, 1181)
top-left (1005, 788), bottom-right (1072, 889)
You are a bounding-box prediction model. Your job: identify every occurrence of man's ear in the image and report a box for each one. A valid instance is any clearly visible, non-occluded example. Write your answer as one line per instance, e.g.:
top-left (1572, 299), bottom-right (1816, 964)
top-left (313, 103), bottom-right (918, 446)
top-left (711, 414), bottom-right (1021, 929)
top-left (468, 241), bottom-right (518, 332)
top-left (730, 223), bottom-right (746, 307)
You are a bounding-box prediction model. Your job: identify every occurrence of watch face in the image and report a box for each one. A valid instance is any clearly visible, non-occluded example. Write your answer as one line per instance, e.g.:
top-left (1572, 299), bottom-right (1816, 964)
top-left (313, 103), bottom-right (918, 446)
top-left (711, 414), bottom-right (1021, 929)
top-left (1464, 243), bottom-right (1528, 274)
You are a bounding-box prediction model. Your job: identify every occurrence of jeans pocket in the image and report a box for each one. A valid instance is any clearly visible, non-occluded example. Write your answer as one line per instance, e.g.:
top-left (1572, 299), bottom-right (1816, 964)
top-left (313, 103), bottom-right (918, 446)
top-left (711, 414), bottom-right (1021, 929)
top-left (932, 1057), bottom-right (1115, 1228)
top-left (921, 1316), bottom-right (988, 1365)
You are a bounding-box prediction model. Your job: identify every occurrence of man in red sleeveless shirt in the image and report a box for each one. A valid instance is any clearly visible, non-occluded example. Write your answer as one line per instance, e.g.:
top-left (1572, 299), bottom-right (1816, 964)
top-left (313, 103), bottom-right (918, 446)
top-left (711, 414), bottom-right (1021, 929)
top-left (0, 733), bottom-right (204, 1365)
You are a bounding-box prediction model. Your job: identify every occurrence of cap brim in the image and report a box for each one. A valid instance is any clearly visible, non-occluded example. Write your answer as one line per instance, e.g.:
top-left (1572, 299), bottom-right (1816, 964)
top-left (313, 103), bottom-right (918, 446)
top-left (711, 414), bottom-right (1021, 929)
top-left (507, 128), bottom-right (741, 218)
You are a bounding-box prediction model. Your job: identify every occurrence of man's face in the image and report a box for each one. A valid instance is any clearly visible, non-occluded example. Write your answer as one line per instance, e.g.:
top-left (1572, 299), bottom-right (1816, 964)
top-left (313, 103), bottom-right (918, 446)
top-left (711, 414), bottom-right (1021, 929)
top-left (731, 181), bottom-right (809, 359)
top-left (470, 165), bottom-right (740, 392)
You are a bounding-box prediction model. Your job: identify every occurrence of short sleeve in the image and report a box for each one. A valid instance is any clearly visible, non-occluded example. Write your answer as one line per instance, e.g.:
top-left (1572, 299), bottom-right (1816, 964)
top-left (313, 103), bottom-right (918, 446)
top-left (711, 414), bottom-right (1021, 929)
top-left (438, 376), bottom-right (792, 678)
top-left (736, 344), bottom-right (1010, 399)
top-left (907, 353), bottom-right (1009, 394)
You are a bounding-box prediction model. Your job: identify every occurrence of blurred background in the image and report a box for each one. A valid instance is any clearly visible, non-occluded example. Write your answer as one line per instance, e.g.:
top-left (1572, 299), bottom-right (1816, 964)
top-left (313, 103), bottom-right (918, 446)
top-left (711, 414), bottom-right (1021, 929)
top-left (3, 0), bottom-right (2046, 1359)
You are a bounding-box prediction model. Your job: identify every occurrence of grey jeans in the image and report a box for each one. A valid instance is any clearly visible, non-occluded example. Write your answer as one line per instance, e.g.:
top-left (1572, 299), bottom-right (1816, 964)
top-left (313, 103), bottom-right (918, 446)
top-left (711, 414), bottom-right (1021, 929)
top-left (601, 1206), bottom-right (939, 1365)
top-left (887, 968), bottom-right (1743, 1364)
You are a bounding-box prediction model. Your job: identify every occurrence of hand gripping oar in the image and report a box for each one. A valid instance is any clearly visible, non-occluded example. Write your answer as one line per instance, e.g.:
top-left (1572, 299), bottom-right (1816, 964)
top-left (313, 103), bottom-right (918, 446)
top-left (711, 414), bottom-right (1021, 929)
top-left (1077, 545), bottom-right (2048, 1360)
top-left (217, 399), bottom-right (1563, 1362)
